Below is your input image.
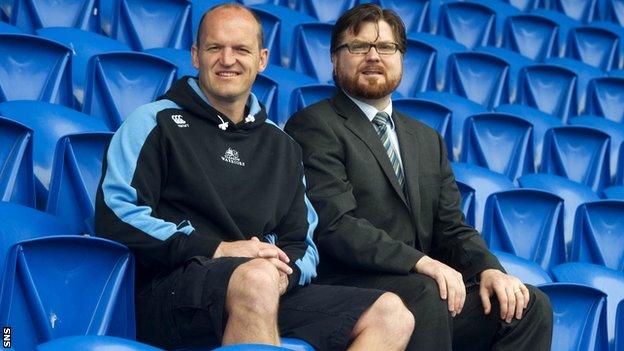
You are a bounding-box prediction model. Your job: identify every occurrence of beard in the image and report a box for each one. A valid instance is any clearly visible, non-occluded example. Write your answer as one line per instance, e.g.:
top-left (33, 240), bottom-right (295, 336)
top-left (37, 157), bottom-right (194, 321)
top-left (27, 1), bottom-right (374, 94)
top-left (335, 65), bottom-right (402, 100)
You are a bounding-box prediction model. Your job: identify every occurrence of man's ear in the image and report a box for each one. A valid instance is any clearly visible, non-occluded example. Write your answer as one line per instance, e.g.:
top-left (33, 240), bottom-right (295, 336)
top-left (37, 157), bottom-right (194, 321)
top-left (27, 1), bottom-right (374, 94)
top-left (191, 45), bottom-right (200, 69)
top-left (258, 48), bottom-right (269, 72)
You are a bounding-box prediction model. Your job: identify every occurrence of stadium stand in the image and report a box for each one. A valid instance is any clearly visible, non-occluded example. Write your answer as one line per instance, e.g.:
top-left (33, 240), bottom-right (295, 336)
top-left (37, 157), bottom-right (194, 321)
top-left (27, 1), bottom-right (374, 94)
top-left (437, 1), bottom-right (496, 49)
top-left (566, 26), bottom-right (621, 71)
top-left (1, 0), bottom-right (100, 33)
top-left (501, 13), bottom-right (559, 62)
top-left (544, 57), bottom-right (604, 115)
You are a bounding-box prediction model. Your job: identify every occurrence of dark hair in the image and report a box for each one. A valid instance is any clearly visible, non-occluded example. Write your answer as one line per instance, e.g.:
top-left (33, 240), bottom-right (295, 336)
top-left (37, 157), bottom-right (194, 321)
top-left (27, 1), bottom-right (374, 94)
top-left (195, 3), bottom-right (264, 50)
top-left (330, 4), bottom-right (406, 54)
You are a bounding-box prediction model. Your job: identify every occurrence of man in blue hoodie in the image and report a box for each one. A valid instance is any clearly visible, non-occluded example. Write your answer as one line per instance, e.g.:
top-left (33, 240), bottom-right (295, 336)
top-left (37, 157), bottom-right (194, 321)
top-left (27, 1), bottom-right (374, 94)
top-left (95, 3), bottom-right (414, 350)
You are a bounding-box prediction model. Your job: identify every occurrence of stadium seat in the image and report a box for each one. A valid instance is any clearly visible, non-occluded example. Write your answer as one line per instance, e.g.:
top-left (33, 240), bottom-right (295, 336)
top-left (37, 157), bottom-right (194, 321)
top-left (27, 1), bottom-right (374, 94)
top-left (566, 26), bottom-right (620, 71)
top-left (603, 185), bottom-right (624, 199)
top-left (408, 33), bottom-right (467, 91)
top-left (290, 22), bottom-right (333, 83)
top-left (610, 69), bottom-right (624, 78)
top-left (571, 200), bottom-right (624, 271)
top-left (456, 180), bottom-right (476, 227)
top-left (376, 0), bottom-right (430, 34)
top-left (393, 98), bottom-right (453, 155)
top-left (540, 283), bottom-right (609, 351)
top-left (144, 48), bottom-right (197, 79)
top-left (451, 162), bottom-right (515, 232)
top-left (0, 20), bottom-right (23, 33)
top-left (544, 57), bottom-right (604, 115)
top-left (110, 0), bottom-right (192, 51)
top-left (482, 189), bottom-right (566, 270)
top-left (248, 6), bottom-right (283, 67)
top-left (0, 235), bottom-right (135, 351)
top-left (550, 0), bottom-right (601, 23)
top-left (82, 52), bottom-right (177, 130)
top-left (474, 46), bottom-right (534, 102)
top-left (552, 262), bottom-right (624, 350)
top-left (0, 117), bottom-right (35, 208)
top-left (0, 101), bottom-right (109, 209)
top-left (491, 250), bottom-right (553, 286)
top-left (503, 0), bottom-right (541, 12)
top-left (437, 1), bottom-right (496, 49)
top-left (394, 38), bottom-right (436, 97)
top-left (253, 73), bottom-right (279, 124)
top-left (462, 113), bottom-right (534, 180)
top-left (518, 173), bottom-right (599, 260)
top-left (296, 0), bottom-right (355, 22)
top-left (36, 27), bottom-right (131, 107)
top-left (2, 0), bottom-right (100, 33)
top-left (289, 84), bottom-right (336, 117)
top-left (45, 132), bottom-right (112, 235)
top-left (0, 34), bottom-right (74, 108)
top-left (36, 335), bottom-right (162, 351)
top-left (604, 0), bottom-right (624, 27)
top-left (540, 125), bottom-right (611, 192)
top-left (569, 115), bottom-right (624, 184)
top-left (501, 14), bottom-right (559, 62)
top-left (586, 76), bottom-right (624, 123)
top-left (619, 142), bottom-right (624, 185)
top-left (531, 8), bottom-right (582, 57)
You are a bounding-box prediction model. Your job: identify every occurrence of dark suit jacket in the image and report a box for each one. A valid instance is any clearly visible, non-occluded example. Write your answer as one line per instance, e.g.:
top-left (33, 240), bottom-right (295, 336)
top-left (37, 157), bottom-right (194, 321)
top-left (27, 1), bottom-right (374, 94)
top-left (284, 90), bottom-right (503, 280)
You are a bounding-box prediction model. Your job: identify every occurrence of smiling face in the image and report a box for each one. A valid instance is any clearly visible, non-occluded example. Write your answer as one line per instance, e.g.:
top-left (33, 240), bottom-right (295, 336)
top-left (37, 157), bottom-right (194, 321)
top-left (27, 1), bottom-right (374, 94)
top-left (332, 20), bottom-right (403, 103)
top-left (191, 6), bottom-right (268, 106)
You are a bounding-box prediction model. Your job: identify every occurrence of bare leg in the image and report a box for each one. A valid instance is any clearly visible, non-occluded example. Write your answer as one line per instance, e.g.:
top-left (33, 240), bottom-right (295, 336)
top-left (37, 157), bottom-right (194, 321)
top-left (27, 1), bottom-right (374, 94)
top-left (222, 259), bottom-right (281, 345)
top-left (348, 292), bottom-right (414, 351)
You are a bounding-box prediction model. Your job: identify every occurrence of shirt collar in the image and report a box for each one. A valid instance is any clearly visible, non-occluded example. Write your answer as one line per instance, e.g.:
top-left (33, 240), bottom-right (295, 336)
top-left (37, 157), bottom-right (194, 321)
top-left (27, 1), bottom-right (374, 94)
top-left (188, 77), bottom-right (261, 116)
top-left (343, 90), bottom-right (395, 129)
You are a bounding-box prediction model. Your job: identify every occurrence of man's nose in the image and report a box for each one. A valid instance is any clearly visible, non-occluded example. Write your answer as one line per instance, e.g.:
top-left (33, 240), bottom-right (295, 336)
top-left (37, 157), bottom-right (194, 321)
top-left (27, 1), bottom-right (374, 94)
top-left (364, 46), bottom-right (381, 61)
top-left (220, 47), bottom-right (236, 65)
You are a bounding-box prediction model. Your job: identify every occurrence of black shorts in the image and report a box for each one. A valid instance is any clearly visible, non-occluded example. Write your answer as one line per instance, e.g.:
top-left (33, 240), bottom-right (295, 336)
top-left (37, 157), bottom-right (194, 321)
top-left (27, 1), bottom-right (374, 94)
top-left (135, 256), bottom-right (384, 350)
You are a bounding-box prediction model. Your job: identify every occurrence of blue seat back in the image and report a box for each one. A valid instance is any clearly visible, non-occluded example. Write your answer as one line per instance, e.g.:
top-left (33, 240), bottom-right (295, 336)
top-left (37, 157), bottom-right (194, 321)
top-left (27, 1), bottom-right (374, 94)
top-left (45, 132), bottom-right (112, 235)
top-left (605, 0), bottom-right (624, 26)
top-left (531, 8), bottom-right (582, 57)
top-left (253, 7), bottom-right (282, 67)
top-left (261, 64), bottom-right (317, 127)
top-left (587, 77), bottom-right (624, 124)
top-left (290, 22), bottom-right (333, 83)
top-left (503, 0), bottom-right (541, 12)
top-left (618, 299), bottom-right (624, 351)
top-left (296, 0), bottom-right (355, 22)
top-left (503, 14), bottom-right (559, 61)
top-left (544, 57), bottom-right (604, 116)
top-left (36, 335), bottom-right (162, 351)
top-left (437, 1), bottom-right (496, 49)
top-left (455, 180), bottom-right (476, 227)
top-left (572, 200), bottom-right (624, 271)
top-left (603, 185), bottom-right (624, 199)
top-left (540, 283), bottom-right (609, 351)
top-left (0, 34), bottom-right (74, 108)
top-left (551, 0), bottom-right (600, 23)
top-left (396, 38), bottom-right (436, 97)
top-left (517, 64), bottom-right (578, 122)
top-left (379, 0), bottom-right (430, 34)
top-left (144, 48), bottom-right (197, 79)
top-left (462, 113), bottom-right (534, 180)
top-left (567, 26), bottom-right (620, 71)
top-left (552, 262), bottom-right (624, 350)
top-left (409, 33), bottom-right (467, 91)
top-left (252, 74), bottom-right (279, 124)
top-left (492, 250), bottom-right (553, 286)
top-left (394, 98), bottom-right (453, 154)
top-left (82, 52), bottom-right (177, 130)
top-left (0, 20), bottom-right (24, 34)
top-left (0, 235), bottom-right (135, 350)
top-left (5, 0), bottom-right (100, 33)
top-left (0, 117), bottom-right (35, 208)
top-left (289, 84), bottom-right (336, 117)
top-left (541, 126), bottom-right (611, 192)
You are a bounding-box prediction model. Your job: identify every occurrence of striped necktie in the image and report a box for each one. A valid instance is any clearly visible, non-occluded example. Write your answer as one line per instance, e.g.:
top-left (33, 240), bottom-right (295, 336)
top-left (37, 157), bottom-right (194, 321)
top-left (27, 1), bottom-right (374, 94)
top-left (372, 112), bottom-right (405, 188)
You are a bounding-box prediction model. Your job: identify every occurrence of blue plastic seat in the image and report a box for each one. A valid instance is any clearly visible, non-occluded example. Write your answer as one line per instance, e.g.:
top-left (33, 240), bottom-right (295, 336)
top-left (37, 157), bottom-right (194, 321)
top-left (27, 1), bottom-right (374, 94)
top-left (0, 34), bottom-right (74, 108)
top-left (36, 335), bottom-right (162, 351)
top-left (110, 0), bottom-right (192, 51)
top-left (0, 20), bottom-right (23, 33)
top-left (377, 0), bottom-right (430, 34)
top-left (252, 73), bottom-right (279, 124)
top-left (456, 180), bottom-right (476, 227)
top-left (566, 26), bottom-right (620, 71)
top-left (462, 113), bottom-right (534, 180)
top-left (540, 283), bottom-right (609, 351)
top-left (45, 132), bottom-right (112, 235)
top-left (295, 0), bottom-right (355, 22)
top-left (0, 117), bottom-right (35, 208)
top-left (144, 48), bottom-right (196, 79)
top-left (569, 115), bottom-right (624, 184)
top-left (482, 189), bottom-right (566, 270)
top-left (571, 200), bottom-right (624, 271)
top-left (531, 8), bottom-right (582, 57)
top-left (251, 6), bottom-right (282, 67)
top-left (82, 52), bottom-right (177, 130)
top-left (289, 84), bottom-right (336, 117)
top-left (0, 235), bottom-right (135, 351)
top-left (451, 162), bottom-right (515, 232)
top-left (0, 101), bottom-right (109, 209)
top-left (290, 22), bottom-right (333, 83)
top-left (437, 1), bottom-right (496, 49)
top-left (465, 0), bottom-right (522, 47)
top-left (175, 337), bottom-right (313, 351)
top-left (550, 0), bottom-right (601, 23)
top-left (544, 57), bottom-right (604, 115)
top-left (618, 299), bottom-right (624, 351)
top-left (603, 185), bottom-right (624, 199)
top-left (604, 0), bottom-right (624, 27)
top-left (503, 0), bottom-right (541, 12)
top-left (491, 250), bottom-right (553, 286)
top-left (260, 64), bottom-right (317, 126)
top-left (393, 98), bottom-right (453, 155)
top-left (541, 125), bottom-right (611, 192)
top-left (586, 76), bottom-right (624, 124)
top-left (36, 27), bottom-right (131, 107)
top-left (394, 38), bottom-right (436, 97)
top-left (518, 173), bottom-right (599, 260)
top-left (619, 142), bottom-right (624, 185)
top-left (3, 0), bottom-right (100, 33)
top-left (408, 33), bottom-right (467, 91)
top-left (474, 46), bottom-right (534, 103)
top-left (501, 14), bottom-right (559, 62)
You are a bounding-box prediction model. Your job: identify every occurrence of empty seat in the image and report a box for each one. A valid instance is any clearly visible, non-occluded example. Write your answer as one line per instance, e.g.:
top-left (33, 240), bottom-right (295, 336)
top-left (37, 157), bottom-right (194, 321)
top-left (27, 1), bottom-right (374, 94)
top-left (619, 142), bottom-right (624, 185)
top-left (0, 117), bottom-right (35, 208)
top-left (451, 162), bottom-right (515, 232)
top-left (604, 0), bottom-right (624, 27)
top-left (82, 52), bottom-right (177, 130)
top-left (437, 1), bottom-right (496, 49)
top-left (503, 0), bottom-right (541, 12)
top-left (3, 0), bottom-right (100, 33)
top-left (249, 6), bottom-right (282, 67)
top-left (550, 0), bottom-right (601, 23)
top-left (518, 173), bottom-right (599, 260)
top-left (253, 73), bottom-right (279, 124)
top-left (0, 20), bottom-right (24, 33)
top-left (492, 250), bottom-right (553, 286)
top-left (36, 335), bottom-right (162, 351)
top-left (296, 0), bottom-right (356, 22)
top-left (394, 38), bottom-right (436, 97)
top-left (393, 98), bottom-right (453, 155)
top-left (45, 132), bottom-right (113, 235)
top-left (540, 283), bottom-right (609, 351)
top-left (0, 34), bottom-right (74, 108)
top-left (377, 0), bottom-right (430, 34)
top-left (110, 0), bottom-right (192, 51)
top-left (144, 48), bottom-right (197, 79)
top-left (571, 200), bottom-right (624, 271)
top-left (475, 46), bottom-right (534, 103)
top-left (502, 14), bottom-right (559, 62)
top-left (408, 33), bottom-right (467, 91)
top-left (531, 8), bottom-right (582, 57)
top-left (261, 64), bottom-right (317, 126)
top-left (0, 101), bottom-right (109, 209)
top-left (462, 113), bottom-right (534, 180)
top-left (544, 57), bottom-right (604, 115)
top-left (586, 76), bottom-right (624, 123)
top-left (290, 22), bottom-right (333, 83)
top-left (541, 126), bottom-right (611, 192)
top-left (566, 26), bottom-right (620, 71)
top-left (465, 0), bottom-right (522, 47)
top-left (36, 27), bottom-right (131, 107)
top-left (0, 235), bottom-right (135, 350)
top-left (482, 189), bottom-right (566, 270)
top-left (289, 84), bottom-right (336, 117)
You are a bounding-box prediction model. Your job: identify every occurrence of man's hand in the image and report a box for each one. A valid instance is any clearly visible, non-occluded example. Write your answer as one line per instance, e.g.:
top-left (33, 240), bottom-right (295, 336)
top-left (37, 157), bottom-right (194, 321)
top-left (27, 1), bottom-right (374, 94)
top-left (415, 255), bottom-right (465, 317)
top-left (214, 237), bottom-right (293, 275)
top-left (278, 272), bottom-right (289, 296)
top-left (479, 269), bottom-right (529, 323)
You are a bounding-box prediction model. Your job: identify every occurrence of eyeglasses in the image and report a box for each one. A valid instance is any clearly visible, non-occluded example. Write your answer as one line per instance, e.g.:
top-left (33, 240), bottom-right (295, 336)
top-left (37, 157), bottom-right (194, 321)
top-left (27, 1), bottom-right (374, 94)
top-left (334, 42), bottom-right (402, 55)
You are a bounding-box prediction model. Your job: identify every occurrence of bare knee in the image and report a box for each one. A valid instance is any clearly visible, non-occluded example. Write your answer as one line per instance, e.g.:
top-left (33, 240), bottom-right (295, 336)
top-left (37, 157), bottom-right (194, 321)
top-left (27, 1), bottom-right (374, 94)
top-left (359, 293), bottom-right (414, 343)
top-left (227, 259), bottom-right (280, 314)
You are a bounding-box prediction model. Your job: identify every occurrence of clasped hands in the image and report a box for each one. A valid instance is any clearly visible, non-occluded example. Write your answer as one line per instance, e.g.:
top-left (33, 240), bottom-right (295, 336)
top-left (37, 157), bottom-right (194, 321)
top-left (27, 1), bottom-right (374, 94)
top-left (415, 256), bottom-right (530, 323)
top-left (213, 237), bottom-right (292, 294)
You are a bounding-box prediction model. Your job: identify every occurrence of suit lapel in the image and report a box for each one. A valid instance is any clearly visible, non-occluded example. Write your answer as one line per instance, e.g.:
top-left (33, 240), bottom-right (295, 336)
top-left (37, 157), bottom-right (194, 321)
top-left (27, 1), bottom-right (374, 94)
top-left (332, 92), bottom-right (408, 206)
top-left (394, 113), bottom-right (422, 221)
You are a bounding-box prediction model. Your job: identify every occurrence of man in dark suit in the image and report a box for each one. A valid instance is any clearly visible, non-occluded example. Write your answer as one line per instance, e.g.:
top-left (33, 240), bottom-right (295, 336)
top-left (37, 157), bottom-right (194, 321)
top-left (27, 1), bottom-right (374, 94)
top-left (285, 4), bottom-right (552, 350)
